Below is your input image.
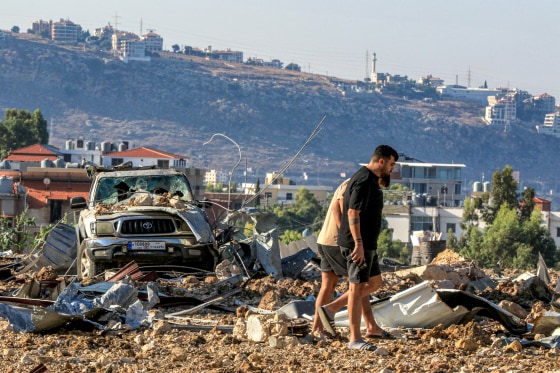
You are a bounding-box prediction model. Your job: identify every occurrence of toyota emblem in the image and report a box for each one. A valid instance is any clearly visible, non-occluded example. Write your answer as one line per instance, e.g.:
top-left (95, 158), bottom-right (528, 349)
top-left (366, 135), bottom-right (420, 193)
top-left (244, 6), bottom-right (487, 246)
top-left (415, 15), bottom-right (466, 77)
top-left (142, 221), bottom-right (153, 229)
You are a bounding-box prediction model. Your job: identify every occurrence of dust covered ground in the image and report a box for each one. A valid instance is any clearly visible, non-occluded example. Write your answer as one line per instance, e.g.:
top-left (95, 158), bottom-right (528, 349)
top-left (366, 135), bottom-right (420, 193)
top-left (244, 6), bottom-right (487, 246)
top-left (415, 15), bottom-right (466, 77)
top-left (0, 251), bottom-right (560, 373)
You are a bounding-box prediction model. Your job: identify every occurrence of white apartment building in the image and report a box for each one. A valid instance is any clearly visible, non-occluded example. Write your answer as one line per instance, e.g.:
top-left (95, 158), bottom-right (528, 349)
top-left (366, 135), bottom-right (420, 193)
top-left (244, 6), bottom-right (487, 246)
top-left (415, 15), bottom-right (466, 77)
top-left (392, 161), bottom-right (466, 208)
top-left (437, 85), bottom-right (504, 105)
top-left (51, 19), bottom-right (81, 43)
top-left (141, 32), bottom-right (163, 52)
top-left (204, 169), bottom-right (229, 185)
top-left (383, 160), bottom-right (467, 245)
top-left (539, 112), bottom-right (560, 137)
top-left (485, 96), bottom-right (516, 126)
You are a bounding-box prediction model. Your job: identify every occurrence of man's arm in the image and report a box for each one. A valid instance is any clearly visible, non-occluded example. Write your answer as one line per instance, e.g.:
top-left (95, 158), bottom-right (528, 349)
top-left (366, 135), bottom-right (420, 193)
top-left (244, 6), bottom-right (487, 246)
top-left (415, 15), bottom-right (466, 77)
top-left (348, 208), bottom-right (364, 266)
top-left (333, 195), bottom-right (343, 228)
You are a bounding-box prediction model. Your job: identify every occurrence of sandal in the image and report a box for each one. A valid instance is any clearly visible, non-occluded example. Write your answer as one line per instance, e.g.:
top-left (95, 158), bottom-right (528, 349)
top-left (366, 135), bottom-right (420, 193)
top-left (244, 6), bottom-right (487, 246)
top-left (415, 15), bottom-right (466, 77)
top-left (365, 330), bottom-right (395, 339)
top-left (348, 339), bottom-right (377, 351)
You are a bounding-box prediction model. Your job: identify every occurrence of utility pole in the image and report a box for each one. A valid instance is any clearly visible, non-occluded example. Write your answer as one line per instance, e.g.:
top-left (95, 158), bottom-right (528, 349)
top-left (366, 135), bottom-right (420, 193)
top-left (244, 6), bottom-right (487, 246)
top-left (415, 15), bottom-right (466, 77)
top-left (114, 12), bottom-right (120, 31)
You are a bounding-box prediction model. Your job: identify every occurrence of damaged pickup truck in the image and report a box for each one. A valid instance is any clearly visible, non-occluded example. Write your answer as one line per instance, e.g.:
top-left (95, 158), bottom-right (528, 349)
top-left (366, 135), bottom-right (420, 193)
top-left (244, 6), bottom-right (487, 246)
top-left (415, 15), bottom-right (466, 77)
top-left (70, 165), bottom-right (218, 280)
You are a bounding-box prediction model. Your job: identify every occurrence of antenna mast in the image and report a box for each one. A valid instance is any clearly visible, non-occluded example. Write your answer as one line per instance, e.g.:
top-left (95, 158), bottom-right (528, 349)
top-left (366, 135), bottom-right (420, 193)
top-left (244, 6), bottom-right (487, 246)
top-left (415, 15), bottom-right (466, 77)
top-left (365, 50), bottom-right (369, 80)
top-left (114, 12), bottom-right (120, 31)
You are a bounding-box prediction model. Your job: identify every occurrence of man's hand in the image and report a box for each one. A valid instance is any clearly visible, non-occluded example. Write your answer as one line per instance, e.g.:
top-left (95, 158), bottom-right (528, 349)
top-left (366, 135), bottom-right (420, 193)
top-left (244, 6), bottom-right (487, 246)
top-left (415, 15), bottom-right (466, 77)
top-left (351, 243), bottom-right (365, 267)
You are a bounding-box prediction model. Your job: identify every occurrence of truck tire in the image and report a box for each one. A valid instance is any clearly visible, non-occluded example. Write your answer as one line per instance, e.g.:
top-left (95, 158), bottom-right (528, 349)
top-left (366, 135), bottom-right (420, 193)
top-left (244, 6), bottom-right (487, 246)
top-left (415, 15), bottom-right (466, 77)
top-left (77, 243), bottom-right (105, 280)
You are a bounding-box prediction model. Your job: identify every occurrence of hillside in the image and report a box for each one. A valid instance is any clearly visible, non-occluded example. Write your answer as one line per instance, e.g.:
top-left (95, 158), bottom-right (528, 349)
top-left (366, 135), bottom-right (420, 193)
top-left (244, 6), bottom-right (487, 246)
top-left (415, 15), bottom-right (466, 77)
top-left (1, 33), bottom-right (559, 200)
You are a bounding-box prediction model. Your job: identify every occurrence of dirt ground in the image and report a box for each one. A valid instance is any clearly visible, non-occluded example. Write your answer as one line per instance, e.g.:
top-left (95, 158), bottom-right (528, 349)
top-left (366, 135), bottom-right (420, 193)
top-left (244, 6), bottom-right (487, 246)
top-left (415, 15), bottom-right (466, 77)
top-left (1, 251), bottom-right (560, 373)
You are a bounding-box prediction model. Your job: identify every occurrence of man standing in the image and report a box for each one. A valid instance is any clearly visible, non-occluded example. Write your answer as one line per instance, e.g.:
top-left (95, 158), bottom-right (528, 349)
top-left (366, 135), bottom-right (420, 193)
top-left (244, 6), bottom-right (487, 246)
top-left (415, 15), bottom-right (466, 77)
top-left (337, 145), bottom-right (398, 351)
top-left (313, 176), bottom-right (391, 339)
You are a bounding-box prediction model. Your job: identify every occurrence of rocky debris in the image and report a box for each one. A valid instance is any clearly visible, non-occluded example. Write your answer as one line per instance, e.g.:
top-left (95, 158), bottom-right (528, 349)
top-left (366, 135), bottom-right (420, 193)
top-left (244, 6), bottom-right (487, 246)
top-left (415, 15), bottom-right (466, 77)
top-left (0, 249), bottom-right (557, 371)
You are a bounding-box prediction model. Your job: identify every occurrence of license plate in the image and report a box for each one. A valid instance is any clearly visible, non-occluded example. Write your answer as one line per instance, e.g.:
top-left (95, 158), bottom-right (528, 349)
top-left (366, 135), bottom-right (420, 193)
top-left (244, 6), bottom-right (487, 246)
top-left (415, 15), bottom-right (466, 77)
top-left (127, 241), bottom-right (166, 250)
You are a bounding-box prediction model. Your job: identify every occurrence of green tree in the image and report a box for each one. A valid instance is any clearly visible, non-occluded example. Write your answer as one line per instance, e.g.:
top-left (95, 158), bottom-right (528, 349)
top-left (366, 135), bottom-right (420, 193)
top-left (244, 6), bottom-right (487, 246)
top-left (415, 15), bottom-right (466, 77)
top-left (280, 229), bottom-right (303, 244)
top-left (482, 165), bottom-right (518, 224)
top-left (377, 228), bottom-right (407, 263)
top-left (459, 204), bottom-right (558, 269)
top-left (0, 210), bottom-right (36, 253)
top-left (99, 40), bottom-right (112, 51)
top-left (460, 196), bottom-right (480, 230)
top-left (285, 63), bottom-right (301, 72)
top-left (446, 230), bottom-right (459, 252)
top-left (272, 187), bottom-right (322, 239)
top-left (0, 109), bottom-right (49, 158)
top-left (11, 26), bottom-right (20, 33)
top-left (172, 44), bottom-right (180, 53)
top-left (519, 186), bottom-right (535, 222)
top-left (384, 182), bottom-right (410, 203)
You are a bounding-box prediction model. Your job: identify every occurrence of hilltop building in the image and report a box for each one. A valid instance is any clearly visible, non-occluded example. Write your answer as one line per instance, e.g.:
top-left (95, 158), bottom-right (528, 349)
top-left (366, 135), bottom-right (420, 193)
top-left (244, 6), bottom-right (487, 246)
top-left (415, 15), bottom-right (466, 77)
top-left (370, 52), bottom-right (388, 85)
top-left (141, 31), bottom-right (163, 52)
top-left (418, 75), bottom-right (444, 87)
top-left (539, 112), bottom-right (560, 137)
top-left (112, 31), bottom-right (150, 62)
top-left (30, 19), bottom-right (53, 36)
top-left (51, 19), bottom-right (81, 43)
top-left (437, 85), bottom-right (504, 105)
top-left (484, 95), bottom-right (516, 127)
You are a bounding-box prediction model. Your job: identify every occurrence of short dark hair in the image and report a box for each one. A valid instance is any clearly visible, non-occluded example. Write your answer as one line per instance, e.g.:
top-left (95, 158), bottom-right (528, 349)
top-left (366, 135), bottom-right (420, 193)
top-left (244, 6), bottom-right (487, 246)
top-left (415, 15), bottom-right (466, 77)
top-left (371, 145), bottom-right (398, 162)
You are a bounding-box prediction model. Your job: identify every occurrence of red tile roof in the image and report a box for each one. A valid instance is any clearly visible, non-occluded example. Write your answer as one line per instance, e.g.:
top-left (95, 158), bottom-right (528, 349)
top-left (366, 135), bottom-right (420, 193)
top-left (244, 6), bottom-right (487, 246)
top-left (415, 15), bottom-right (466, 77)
top-left (104, 147), bottom-right (185, 159)
top-left (5, 144), bottom-right (60, 162)
top-left (24, 180), bottom-right (90, 209)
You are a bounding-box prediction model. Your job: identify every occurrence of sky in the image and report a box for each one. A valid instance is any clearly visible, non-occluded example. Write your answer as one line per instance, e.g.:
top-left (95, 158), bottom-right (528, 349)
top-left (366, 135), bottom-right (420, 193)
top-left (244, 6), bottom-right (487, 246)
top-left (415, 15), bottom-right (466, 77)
top-left (2, 0), bottom-right (560, 98)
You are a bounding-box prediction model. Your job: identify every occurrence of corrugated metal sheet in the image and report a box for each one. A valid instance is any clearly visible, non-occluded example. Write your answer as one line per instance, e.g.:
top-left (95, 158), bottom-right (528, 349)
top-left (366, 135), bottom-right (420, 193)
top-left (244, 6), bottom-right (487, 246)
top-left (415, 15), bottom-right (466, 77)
top-left (29, 223), bottom-right (77, 274)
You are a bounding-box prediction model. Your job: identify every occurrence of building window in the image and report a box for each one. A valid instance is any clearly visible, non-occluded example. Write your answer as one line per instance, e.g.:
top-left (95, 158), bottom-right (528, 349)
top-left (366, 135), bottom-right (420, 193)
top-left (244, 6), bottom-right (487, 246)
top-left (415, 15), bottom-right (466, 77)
top-left (411, 216), bottom-right (433, 231)
top-left (446, 223), bottom-right (456, 234)
top-left (286, 193), bottom-right (293, 200)
top-left (265, 192), bottom-right (272, 198)
top-left (111, 158), bottom-right (124, 166)
top-left (157, 160), bottom-right (170, 168)
top-left (455, 184), bottom-right (462, 195)
top-left (557, 227), bottom-right (560, 237)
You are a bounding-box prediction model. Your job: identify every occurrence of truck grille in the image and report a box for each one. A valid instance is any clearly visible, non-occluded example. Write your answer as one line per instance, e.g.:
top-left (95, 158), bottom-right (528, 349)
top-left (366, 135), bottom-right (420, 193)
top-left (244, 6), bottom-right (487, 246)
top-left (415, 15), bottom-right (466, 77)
top-left (120, 219), bottom-right (176, 234)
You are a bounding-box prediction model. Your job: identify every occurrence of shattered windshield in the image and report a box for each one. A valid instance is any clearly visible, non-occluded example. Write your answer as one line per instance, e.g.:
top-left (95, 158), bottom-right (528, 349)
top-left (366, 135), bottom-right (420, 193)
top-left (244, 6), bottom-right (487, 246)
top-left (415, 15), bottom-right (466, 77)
top-left (93, 174), bottom-right (194, 205)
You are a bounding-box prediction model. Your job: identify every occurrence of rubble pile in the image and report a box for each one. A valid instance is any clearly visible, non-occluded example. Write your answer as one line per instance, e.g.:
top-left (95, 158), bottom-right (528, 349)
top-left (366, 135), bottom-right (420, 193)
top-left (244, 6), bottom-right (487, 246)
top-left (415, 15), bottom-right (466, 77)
top-left (0, 247), bottom-right (559, 372)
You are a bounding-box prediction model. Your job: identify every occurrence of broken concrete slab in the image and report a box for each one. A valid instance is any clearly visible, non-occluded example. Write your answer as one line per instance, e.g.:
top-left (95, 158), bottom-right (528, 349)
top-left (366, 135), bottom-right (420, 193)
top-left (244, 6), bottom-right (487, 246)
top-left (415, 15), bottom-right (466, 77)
top-left (246, 313), bottom-right (290, 342)
top-left (393, 262), bottom-right (487, 288)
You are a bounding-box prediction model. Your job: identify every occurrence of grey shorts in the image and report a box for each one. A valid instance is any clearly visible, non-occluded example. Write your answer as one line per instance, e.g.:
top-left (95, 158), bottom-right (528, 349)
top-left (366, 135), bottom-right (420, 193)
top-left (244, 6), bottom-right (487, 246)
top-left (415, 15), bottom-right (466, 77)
top-left (317, 244), bottom-right (348, 277)
top-left (340, 246), bottom-right (380, 284)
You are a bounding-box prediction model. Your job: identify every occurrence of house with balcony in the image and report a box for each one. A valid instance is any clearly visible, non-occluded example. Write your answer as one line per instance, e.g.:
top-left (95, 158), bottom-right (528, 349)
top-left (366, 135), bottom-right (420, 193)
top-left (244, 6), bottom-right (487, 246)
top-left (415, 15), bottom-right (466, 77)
top-left (539, 112), bottom-right (560, 137)
top-left (51, 19), bottom-right (81, 43)
top-left (392, 161), bottom-right (465, 208)
top-left (381, 160), bottom-right (467, 245)
top-left (259, 172), bottom-right (331, 208)
top-left (141, 31), bottom-right (163, 52)
top-left (484, 96), bottom-right (516, 126)
top-left (112, 31), bottom-right (150, 62)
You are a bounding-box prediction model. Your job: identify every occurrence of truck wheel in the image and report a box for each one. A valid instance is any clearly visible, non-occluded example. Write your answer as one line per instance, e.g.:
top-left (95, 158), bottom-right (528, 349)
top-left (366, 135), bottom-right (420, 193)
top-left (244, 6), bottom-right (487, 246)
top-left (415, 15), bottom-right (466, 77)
top-left (77, 243), bottom-right (101, 280)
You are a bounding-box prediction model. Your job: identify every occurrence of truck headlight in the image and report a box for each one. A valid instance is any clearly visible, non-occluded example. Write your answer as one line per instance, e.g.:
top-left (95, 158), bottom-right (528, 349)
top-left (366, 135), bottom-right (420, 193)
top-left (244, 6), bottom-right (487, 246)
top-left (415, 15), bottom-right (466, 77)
top-left (91, 221), bottom-right (115, 235)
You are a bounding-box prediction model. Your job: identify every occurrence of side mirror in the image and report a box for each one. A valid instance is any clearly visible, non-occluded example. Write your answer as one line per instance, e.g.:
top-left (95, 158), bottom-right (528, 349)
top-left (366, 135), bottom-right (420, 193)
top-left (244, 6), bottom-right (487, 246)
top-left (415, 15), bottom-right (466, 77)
top-left (70, 196), bottom-right (87, 209)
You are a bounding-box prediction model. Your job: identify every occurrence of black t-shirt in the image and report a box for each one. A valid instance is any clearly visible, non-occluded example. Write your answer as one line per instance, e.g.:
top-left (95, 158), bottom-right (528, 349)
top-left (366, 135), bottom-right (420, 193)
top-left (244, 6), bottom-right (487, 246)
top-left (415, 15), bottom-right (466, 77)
top-left (337, 166), bottom-right (383, 250)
